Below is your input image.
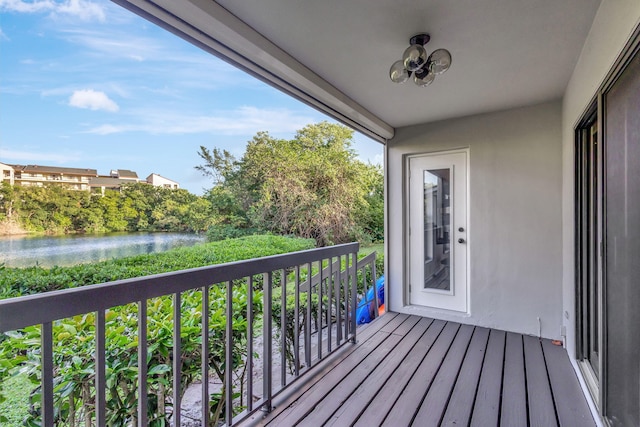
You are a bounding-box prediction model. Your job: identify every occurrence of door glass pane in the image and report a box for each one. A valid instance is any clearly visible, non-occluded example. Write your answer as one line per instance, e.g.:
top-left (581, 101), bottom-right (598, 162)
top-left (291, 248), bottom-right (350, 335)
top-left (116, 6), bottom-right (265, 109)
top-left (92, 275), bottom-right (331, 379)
top-left (423, 169), bottom-right (450, 291)
top-left (587, 121), bottom-right (600, 378)
top-left (605, 50), bottom-right (640, 427)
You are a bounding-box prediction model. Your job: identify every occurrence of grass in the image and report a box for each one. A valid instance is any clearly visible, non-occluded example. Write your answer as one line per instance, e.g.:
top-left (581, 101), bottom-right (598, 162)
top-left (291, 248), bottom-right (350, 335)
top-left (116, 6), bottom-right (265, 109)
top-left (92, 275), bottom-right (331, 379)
top-left (0, 373), bottom-right (32, 427)
top-left (358, 242), bottom-right (384, 257)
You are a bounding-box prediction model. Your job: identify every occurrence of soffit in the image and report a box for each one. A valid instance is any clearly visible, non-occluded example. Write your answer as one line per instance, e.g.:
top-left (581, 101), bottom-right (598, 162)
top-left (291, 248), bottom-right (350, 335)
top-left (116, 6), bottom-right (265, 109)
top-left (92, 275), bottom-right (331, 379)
top-left (215, 0), bottom-right (601, 129)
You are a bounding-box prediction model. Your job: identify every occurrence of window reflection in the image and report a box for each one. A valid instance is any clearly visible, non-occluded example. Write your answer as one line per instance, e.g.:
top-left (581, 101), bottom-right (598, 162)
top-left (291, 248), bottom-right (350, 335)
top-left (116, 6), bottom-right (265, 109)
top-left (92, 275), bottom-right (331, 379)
top-left (423, 169), bottom-right (450, 291)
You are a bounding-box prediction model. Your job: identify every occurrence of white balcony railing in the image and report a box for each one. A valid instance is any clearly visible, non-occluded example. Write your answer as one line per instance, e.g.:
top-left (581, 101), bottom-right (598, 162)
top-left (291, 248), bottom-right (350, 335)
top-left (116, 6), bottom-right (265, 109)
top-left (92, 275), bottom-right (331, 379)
top-left (0, 243), bottom-right (382, 426)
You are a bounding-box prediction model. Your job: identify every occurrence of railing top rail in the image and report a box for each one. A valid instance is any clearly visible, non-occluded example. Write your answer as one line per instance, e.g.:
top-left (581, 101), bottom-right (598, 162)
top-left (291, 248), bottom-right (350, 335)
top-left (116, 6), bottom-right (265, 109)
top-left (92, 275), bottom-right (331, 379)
top-left (356, 251), bottom-right (377, 269)
top-left (0, 242), bottom-right (359, 333)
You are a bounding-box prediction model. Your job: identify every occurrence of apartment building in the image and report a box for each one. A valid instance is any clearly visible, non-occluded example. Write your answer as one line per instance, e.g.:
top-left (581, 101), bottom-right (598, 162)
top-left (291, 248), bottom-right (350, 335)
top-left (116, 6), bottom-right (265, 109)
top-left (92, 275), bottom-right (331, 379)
top-left (0, 163), bottom-right (180, 191)
top-left (146, 173), bottom-right (179, 189)
top-left (3, 164), bottom-right (98, 191)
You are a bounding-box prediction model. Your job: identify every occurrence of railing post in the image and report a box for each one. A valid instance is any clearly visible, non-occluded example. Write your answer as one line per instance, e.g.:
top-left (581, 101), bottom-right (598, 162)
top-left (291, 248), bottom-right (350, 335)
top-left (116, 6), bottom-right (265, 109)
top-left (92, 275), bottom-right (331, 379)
top-left (372, 258), bottom-right (379, 320)
top-left (280, 269), bottom-right (287, 388)
top-left (96, 310), bottom-right (106, 426)
top-left (201, 287), bottom-right (210, 426)
top-left (172, 293), bottom-right (182, 427)
top-left (317, 259), bottom-right (323, 360)
top-left (41, 322), bottom-right (54, 427)
top-left (293, 266), bottom-right (300, 376)
top-left (350, 252), bottom-right (358, 343)
top-left (327, 257), bottom-right (333, 353)
top-left (225, 281), bottom-right (234, 425)
top-left (305, 262), bottom-right (312, 370)
top-left (262, 272), bottom-right (273, 413)
top-left (138, 301), bottom-right (148, 427)
top-left (247, 276), bottom-right (254, 412)
top-left (335, 257), bottom-right (342, 345)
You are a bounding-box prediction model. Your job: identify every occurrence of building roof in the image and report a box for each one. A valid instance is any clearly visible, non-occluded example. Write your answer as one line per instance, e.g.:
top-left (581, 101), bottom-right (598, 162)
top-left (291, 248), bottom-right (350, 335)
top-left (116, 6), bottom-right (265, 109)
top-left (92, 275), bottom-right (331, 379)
top-left (12, 164), bottom-right (98, 176)
top-left (146, 173), bottom-right (179, 184)
top-left (114, 169), bottom-right (139, 179)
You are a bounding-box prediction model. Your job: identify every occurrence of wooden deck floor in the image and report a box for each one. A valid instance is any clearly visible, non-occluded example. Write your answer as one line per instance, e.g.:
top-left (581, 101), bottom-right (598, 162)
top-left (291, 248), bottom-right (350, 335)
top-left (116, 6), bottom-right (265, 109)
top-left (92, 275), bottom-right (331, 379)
top-left (239, 313), bottom-right (596, 427)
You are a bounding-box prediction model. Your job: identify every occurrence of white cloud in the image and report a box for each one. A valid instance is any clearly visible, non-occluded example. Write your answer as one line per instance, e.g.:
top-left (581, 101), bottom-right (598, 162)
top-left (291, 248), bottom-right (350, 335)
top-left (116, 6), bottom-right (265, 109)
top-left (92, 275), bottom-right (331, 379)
top-left (56, 0), bottom-right (104, 21)
top-left (69, 89), bottom-right (119, 112)
top-left (85, 106), bottom-right (315, 136)
top-left (61, 29), bottom-right (158, 61)
top-left (0, 148), bottom-right (81, 163)
top-left (58, 28), bottom-right (249, 88)
top-left (0, 0), bottom-right (105, 21)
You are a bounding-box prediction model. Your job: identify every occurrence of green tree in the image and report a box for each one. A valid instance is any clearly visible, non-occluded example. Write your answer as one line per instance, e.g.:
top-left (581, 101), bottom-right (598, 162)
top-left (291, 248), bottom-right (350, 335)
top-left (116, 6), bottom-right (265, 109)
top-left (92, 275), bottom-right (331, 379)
top-left (1, 182), bottom-right (214, 235)
top-left (0, 181), bottom-right (15, 220)
top-left (197, 122), bottom-right (384, 245)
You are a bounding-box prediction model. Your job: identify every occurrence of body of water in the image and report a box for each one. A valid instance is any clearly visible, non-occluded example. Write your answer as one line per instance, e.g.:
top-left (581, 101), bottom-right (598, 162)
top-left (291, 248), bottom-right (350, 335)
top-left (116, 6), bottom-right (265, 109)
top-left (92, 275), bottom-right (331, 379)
top-left (0, 232), bottom-right (206, 268)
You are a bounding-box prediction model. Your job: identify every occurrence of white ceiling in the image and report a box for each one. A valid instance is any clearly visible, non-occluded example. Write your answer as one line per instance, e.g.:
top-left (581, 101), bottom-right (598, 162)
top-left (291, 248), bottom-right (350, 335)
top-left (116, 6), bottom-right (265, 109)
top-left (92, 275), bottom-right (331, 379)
top-left (215, 0), bottom-right (601, 129)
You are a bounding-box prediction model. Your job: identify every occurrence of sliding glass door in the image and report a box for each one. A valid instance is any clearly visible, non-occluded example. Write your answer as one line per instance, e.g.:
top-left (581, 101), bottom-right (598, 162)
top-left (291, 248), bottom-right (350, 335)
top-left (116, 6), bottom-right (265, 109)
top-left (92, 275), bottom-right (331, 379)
top-left (576, 35), bottom-right (639, 427)
top-left (603, 47), bottom-right (640, 427)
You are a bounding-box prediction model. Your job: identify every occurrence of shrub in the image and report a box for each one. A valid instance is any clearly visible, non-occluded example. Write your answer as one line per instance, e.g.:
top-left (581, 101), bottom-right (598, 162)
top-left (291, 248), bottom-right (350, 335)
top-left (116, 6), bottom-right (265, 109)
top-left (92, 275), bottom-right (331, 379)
top-left (206, 224), bottom-right (263, 242)
top-left (0, 235), bottom-right (315, 426)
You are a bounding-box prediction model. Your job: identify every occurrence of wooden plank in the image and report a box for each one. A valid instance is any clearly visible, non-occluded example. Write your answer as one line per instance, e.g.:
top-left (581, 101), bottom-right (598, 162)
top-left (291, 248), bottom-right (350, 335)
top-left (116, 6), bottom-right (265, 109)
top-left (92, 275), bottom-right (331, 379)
top-left (298, 316), bottom-right (422, 426)
top-left (440, 327), bottom-right (490, 427)
top-left (413, 324), bottom-right (476, 427)
top-left (241, 313), bottom-right (400, 426)
top-left (388, 313), bottom-right (423, 336)
top-left (523, 335), bottom-right (558, 427)
top-left (263, 314), bottom-right (412, 426)
top-left (379, 312), bottom-right (411, 334)
top-left (271, 331), bottom-right (404, 426)
top-left (356, 312), bottom-right (399, 342)
top-left (500, 332), bottom-right (527, 427)
top-left (323, 317), bottom-right (434, 427)
top-left (379, 322), bottom-right (461, 427)
top-left (542, 339), bottom-right (597, 427)
top-left (238, 318), bottom-right (597, 427)
top-left (470, 329), bottom-right (505, 427)
top-left (352, 319), bottom-right (447, 427)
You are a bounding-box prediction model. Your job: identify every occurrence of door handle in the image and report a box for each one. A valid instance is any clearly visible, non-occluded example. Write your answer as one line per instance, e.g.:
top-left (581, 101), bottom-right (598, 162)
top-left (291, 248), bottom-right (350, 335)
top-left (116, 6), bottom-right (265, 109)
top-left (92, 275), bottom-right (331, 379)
top-left (458, 238), bottom-right (466, 244)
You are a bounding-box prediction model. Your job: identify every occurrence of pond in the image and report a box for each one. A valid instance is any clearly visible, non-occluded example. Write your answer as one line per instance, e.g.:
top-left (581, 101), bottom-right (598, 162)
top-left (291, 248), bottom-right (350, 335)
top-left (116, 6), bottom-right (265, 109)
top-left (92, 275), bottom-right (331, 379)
top-left (0, 232), bottom-right (206, 268)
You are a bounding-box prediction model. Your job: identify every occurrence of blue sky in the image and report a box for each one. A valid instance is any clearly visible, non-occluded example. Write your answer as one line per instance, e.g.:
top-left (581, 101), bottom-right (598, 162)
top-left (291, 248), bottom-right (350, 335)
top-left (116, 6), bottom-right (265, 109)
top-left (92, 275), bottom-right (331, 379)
top-left (0, 0), bottom-right (382, 194)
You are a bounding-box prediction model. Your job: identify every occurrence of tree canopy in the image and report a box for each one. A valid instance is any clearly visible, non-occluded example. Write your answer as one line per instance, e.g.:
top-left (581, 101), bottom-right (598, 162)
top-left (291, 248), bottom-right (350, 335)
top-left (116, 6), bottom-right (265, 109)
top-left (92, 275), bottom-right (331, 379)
top-left (197, 122), bottom-right (383, 246)
top-left (0, 182), bottom-right (213, 234)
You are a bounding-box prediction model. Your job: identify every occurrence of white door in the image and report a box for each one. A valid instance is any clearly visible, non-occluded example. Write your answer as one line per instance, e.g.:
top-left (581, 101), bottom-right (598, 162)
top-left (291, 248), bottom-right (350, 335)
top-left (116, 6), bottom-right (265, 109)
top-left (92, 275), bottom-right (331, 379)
top-left (408, 151), bottom-right (468, 312)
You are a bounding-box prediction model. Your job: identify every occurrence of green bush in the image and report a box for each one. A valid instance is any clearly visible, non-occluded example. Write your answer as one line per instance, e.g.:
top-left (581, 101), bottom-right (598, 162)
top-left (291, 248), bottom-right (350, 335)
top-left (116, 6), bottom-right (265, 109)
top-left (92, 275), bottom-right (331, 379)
top-left (206, 224), bottom-right (263, 242)
top-left (0, 373), bottom-right (31, 427)
top-left (1, 285), bottom-right (260, 426)
top-left (0, 235), bottom-right (315, 426)
top-left (0, 235), bottom-right (315, 299)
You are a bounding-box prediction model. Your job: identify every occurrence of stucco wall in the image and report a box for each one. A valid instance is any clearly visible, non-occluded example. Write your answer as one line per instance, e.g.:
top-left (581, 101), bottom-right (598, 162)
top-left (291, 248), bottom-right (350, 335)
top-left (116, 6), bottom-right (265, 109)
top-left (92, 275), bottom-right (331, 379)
top-left (387, 100), bottom-right (563, 338)
top-left (561, 0), bottom-right (640, 359)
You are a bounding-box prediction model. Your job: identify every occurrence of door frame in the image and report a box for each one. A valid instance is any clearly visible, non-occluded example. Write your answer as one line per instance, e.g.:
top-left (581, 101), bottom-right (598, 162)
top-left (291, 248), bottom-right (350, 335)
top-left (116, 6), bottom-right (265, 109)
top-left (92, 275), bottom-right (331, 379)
top-left (404, 148), bottom-right (470, 313)
top-left (574, 102), bottom-right (603, 406)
